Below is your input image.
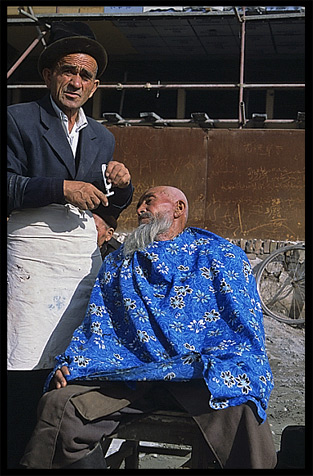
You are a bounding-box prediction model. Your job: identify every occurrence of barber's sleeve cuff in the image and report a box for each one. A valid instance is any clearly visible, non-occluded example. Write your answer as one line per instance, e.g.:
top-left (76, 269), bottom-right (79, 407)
top-left (111, 182), bottom-right (134, 208)
top-left (23, 177), bottom-right (65, 208)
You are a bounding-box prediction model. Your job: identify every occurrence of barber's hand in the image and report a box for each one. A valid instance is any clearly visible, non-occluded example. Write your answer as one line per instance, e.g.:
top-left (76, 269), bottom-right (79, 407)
top-left (105, 161), bottom-right (131, 188)
top-left (53, 366), bottom-right (70, 389)
top-left (64, 181), bottom-right (109, 210)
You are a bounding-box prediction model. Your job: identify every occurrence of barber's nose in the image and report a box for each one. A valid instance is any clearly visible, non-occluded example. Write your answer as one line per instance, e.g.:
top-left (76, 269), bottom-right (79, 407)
top-left (71, 74), bottom-right (82, 88)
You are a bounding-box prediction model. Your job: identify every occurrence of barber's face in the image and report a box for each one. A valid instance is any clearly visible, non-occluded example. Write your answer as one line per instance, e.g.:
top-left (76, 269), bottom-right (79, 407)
top-left (42, 53), bottom-right (99, 114)
top-left (136, 188), bottom-right (175, 225)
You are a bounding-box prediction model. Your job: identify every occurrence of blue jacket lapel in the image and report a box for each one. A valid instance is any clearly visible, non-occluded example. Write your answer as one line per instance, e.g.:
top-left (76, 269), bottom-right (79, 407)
top-left (75, 125), bottom-right (99, 180)
top-left (38, 96), bottom-right (76, 178)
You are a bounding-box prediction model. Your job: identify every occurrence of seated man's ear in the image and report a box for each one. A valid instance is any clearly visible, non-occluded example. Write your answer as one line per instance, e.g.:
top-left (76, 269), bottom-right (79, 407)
top-left (105, 227), bottom-right (115, 241)
top-left (174, 200), bottom-right (186, 218)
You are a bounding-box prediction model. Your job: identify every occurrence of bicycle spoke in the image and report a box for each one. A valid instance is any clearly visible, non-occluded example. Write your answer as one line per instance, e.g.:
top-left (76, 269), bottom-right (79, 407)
top-left (256, 244), bottom-right (305, 325)
top-left (266, 279), bottom-right (293, 305)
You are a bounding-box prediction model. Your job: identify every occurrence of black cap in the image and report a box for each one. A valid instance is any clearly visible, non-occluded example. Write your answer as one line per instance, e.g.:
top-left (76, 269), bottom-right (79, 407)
top-left (38, 21), bottom-right (108, 77)
top-left (93, 205), bottom-right (117, 230)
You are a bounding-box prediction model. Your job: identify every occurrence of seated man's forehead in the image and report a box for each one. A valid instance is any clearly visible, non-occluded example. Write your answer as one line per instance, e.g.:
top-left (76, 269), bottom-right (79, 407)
top-left (136, 192), bottom-right (155, 208)
top-left (137, 188), bottom-right (170, 206)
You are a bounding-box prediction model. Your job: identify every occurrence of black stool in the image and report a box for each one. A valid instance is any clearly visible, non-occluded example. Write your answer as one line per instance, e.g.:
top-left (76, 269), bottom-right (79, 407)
top-left (101, 410), bottom-right (219, 469)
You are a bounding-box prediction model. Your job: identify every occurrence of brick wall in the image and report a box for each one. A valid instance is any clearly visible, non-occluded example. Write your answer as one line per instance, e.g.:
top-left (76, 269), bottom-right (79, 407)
top-left (227, 238), bottom-right (304, 260)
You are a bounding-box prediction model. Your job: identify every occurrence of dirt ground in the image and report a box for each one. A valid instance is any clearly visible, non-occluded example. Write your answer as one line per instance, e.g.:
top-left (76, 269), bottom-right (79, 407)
top-left (263, 313), bottom-right (305, 451)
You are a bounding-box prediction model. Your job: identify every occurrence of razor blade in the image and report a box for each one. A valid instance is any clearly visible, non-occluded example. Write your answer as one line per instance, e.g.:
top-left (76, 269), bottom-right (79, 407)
top-left (102, 164), bottom-right (115, 197)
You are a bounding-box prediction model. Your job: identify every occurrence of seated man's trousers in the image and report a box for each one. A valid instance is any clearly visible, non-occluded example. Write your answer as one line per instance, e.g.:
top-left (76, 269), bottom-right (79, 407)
top-left (20, 379), bottom-right (277, 469)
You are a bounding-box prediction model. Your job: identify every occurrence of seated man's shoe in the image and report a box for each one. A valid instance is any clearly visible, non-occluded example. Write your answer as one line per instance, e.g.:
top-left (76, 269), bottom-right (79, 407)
top-left (65, 442), bottom-right (107, 469)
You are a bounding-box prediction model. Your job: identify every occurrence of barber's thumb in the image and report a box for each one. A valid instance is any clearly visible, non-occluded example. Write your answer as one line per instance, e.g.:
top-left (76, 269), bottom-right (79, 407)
top-left (100, 194), bottom-right (109, 207)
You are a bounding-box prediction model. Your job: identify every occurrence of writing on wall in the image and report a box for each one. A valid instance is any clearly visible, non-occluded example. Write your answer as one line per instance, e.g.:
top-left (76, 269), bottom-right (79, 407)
top-left (107, 126), bottom-right (304, 241)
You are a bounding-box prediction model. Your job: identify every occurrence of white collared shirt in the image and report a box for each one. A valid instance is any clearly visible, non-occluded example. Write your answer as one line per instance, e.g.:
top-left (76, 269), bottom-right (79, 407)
top-left (50, 96), bottom-right (88, 157)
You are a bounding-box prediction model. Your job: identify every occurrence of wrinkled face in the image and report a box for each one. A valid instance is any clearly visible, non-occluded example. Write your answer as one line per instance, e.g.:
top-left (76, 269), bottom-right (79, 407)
top-left (136, 187), bottom-right (175, 225)
top-left (42, 53), bottom-right (99, 114)
top-left (93, 214), bottom-right (114, 248)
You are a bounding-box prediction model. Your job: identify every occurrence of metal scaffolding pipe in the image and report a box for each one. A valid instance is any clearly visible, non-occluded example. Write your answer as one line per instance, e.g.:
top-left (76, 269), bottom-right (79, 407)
top-left (7, 85), bottom-right (47, 89)
top-left (100, 83), bottom-right (239, 90)
top-left (238, 7), bottom-right (246, 127)
top-left (27, 6), bottom-right (48, 48)
top-left (98, 118), bottom-right (299, 127)
top-left (241, 84), bottom-right (305, 89)
top-left (7, 83), bottom-right (305, 90)
top-left (6, 12), bottom-right (305, 24)
top-left (7, 31), bottom-right (47, 79)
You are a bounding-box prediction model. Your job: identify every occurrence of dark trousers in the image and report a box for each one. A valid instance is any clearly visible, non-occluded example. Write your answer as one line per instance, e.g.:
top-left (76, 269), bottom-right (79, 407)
top-left (53, 382), bottom-right (191, 468)
top-left (7, 369), bottom-right (51, 469)
top-left (21, 380), bottom-right (277, 469)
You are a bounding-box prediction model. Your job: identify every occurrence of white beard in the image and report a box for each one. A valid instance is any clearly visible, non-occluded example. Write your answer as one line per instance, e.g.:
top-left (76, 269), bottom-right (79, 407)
top-left (123, 213), bottom-right (173, 258)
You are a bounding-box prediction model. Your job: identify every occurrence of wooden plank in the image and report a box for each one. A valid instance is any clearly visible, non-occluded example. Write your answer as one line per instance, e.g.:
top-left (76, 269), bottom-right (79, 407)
top-left (7, 7), bottom-right (21, 15)
top-left (57, 7), bottom-right (80, 13)
top-left (79, 7), bottom-right (105, 13)
top-left (31, 7), bottom-right (57, 14)
top-left (7, 6), bottom-right (56, 15)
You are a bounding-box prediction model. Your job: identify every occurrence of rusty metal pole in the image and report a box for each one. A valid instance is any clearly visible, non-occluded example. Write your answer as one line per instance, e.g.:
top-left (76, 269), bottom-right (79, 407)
top-left (28, 6), bottom-right (47, 48)
top-left (7, 31), bottom-right (47, 79)
top-left (238, 7), bottom-right (246, 128)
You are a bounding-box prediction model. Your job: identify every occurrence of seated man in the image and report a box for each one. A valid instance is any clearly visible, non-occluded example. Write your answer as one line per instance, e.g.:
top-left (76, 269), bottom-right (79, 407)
top-left (21, 186), bottom-right (277, 470)
top-left (92, 205), bottom-right (121, 259)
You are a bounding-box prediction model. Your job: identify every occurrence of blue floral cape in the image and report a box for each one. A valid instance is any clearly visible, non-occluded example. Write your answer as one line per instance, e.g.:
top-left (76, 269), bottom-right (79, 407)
top-left (46, 227), bottom-right (274, 421)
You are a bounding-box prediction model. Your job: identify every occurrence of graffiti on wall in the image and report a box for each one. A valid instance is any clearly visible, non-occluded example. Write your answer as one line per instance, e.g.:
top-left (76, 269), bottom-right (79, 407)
top-left (108, 126), bottom-right (304, 240)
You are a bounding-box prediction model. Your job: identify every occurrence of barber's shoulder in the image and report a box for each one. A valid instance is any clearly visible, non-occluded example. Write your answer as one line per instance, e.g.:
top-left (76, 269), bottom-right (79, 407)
top-left (8, 100), bottom-right (39, 116)
top-left (87, 115), bottom-right (113, 132)
top-left (87, 116), bottom-right (115, 141)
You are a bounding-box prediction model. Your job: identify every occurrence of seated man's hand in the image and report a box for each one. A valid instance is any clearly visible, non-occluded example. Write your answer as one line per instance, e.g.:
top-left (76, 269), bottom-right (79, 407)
top-left (53, 366), bottom-right (70, 389)
top-left (63, 181), bottom-right (109, 210)
top-left (105, 161), bottom-right (131, 188)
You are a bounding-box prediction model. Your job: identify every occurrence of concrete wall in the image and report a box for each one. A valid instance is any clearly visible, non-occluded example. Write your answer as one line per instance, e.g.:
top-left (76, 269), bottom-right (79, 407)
top-left (107, 126), bottom-right (305, 241)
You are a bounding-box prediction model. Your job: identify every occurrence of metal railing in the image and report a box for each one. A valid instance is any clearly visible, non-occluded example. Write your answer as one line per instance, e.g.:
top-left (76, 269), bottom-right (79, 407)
top-left (7, 7), bottom-right (305, 128)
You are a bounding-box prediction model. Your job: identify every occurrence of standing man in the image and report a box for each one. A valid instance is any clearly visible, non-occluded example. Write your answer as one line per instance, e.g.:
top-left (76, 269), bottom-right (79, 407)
top-left (7, 21), bottom-right (133, 468)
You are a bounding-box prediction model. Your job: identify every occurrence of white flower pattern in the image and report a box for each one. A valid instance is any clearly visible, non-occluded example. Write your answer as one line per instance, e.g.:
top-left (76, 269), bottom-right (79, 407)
top-left (50, 227), bottom-right (273, 422)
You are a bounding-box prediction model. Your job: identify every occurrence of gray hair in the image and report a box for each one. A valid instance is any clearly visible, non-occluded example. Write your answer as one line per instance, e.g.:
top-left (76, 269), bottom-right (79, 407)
top-left (123, 213), bottom-right (173, 258)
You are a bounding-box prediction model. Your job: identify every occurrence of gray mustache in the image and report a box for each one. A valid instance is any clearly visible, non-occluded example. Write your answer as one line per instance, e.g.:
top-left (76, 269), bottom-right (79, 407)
top-left (138, 212), bottom-right (153, 220)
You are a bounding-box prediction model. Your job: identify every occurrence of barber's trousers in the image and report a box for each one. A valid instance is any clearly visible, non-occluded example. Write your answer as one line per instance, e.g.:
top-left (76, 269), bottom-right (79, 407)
top-left (21, 380), bottom-right (277, 469)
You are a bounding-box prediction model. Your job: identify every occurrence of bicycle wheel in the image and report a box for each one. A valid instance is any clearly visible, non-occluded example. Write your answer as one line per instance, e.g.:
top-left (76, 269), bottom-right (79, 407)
top-left (256, 244), bottom-right (305, 325)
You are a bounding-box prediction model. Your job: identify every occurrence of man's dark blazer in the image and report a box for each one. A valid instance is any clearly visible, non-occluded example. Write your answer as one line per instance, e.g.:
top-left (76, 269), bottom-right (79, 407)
top-left (101, 236), bottom-right (121, 260)
top-left (7, 94), bottom-right (133, 215)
